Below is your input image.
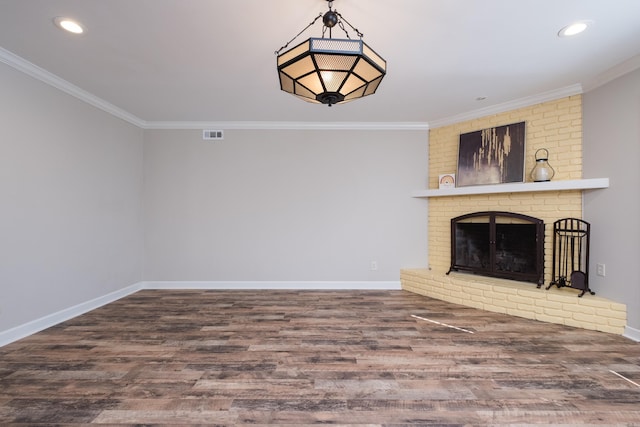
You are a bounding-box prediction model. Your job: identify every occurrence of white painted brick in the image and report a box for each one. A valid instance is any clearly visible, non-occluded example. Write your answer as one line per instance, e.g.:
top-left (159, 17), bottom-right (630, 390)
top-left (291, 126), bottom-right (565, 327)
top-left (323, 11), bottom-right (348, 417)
top-left (491, 285), bottom-right (519, 295)
top-left (534, 299), bottom-right (563, 310)
top-left (610, 302), bottom-right (627, 312)
top-left (571, 312), bottom-right (601, 324)
top-left (562, 304), bottom-right (596, 315)
top-left (507, 294), bottom-right (531, 305)
top-left (564, 318), bottom-right (597, 331)
top-left (507, 308), bottom-right (537, 319)
top-left (608, 318), bottom-right (627, 328)
top-left (470, 295), bottom-right (494, 305)
top-left (546, 293), bottom-right (579, 304)
top-left (596, 308), bottom-right (626, 320)
top-left (462, 286), bottom-right (484, 297)
top-left (543, 307), bottom-right (569, 318)
top-left (486, 290), bottom-right (507, 300)
top-left (449, 290), bottom-right (465, 301)
top-left (516, 289), bottom-right (541, 299)
top-left (522, 304), bottom-right (545, 315)
top-left (595, 324), bottom-right (624, 335)
top-left (535, 313), bottom-right (566, 325)
top-left (496, 299), bottom-right (518, 310)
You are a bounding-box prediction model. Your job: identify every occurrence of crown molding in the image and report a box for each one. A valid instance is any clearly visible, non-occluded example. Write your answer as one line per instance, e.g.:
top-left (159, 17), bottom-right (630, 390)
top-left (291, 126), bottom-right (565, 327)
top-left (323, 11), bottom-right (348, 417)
top-left (582, 54), bottom-right (640, 93)
top-left (0, 47), bottom-right (146, 128)
top-left (428, 84), bottom-right (584, 129)
top-left (0, 47), bottom-right (428, 132)
top-left (142, 121), bottom-right (429, 131)
top-left (5, 42), bottom-right (636, 132)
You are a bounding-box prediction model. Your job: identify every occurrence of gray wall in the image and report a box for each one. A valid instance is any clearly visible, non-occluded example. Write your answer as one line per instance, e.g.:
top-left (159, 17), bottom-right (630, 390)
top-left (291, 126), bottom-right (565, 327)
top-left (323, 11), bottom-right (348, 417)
top-left (0, 57), bottom-right (428, 338)
top-left (583, 67), bottom-right (640, 335)
top-left (143, 129), bottom-right (429, 282)
top-left (4, 47), bottom-right (636, 339)
top-left (0, 62), bottom-right (144, 332)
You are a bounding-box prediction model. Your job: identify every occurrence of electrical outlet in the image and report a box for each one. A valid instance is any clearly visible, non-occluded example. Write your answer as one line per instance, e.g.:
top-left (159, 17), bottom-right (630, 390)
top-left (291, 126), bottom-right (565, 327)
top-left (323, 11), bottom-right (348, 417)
top-left (596, 263), bottom-right (606, 277)
top-left (370, 261), bottom-right (378, 271)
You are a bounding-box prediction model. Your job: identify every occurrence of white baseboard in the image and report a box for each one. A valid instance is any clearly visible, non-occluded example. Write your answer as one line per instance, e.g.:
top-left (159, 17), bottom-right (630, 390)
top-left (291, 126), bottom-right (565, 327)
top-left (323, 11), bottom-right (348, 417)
top-left (141, 281), bottom-right (402, 290)
top-left (623, 325), bottom-right (640, 342)
top-left (0, 282), bottom-right (142, 347)
top-left (0, 281), bottom-right (400, 347)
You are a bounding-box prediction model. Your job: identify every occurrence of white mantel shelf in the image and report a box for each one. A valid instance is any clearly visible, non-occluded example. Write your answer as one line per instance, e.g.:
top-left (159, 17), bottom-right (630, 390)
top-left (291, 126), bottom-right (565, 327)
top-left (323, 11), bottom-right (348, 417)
top-left (412, 178), bottom-right (609, 198)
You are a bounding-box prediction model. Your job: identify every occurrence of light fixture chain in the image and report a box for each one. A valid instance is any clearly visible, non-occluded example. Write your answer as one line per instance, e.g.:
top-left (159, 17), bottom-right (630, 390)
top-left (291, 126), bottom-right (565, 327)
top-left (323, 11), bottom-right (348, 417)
top-left (337, 19), bottom-right (349, 38)
top-left (274, 13), bottom-right (323, 55)
top-left (335, 12), bottom-right (364, 39)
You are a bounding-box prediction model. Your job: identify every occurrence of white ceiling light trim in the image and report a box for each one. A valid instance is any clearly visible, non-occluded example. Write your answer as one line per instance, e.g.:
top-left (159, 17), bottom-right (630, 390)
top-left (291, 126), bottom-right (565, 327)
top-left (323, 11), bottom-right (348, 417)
top-left (53, 17), bottom-right (85, 34)
top-left (558, 20), bottom-right (592, 37)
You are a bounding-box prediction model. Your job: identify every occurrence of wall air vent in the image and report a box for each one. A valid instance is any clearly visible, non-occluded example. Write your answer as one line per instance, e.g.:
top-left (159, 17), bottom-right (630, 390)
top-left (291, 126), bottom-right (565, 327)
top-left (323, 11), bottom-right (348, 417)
top-left (203, 130), bottom-right (224, 140)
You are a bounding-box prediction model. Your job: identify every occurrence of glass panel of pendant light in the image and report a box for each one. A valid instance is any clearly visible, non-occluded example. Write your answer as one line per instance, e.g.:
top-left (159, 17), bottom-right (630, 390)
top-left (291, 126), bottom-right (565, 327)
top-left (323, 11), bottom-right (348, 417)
top-left (319, 71), bottom-right (348, 92)
top-left (298, 73), bottom-right (324, 94)
top-left (362, 44), bottom-right (386, 71)
top-left (344, 86), bottom-right (366, 101)
top-left (277, 40), bottom-right (311, 66)
top-left (340, 74), bottom-right (365, 96)
top-left (353, 59), bottom-right (382, 82)
top-left (294, 83), bottom-right (318, 102)
top-left (282, 56), bottom-right (315, 79)
top-left (279, 72), bottom-right (294, 93)
top-left (363, 76), bottom-right (383, 96)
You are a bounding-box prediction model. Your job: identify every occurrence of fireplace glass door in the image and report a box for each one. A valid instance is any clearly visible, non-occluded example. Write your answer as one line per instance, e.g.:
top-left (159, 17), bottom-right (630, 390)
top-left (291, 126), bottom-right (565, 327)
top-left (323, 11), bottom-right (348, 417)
top-left (449, 211), bottom-right (544, 285)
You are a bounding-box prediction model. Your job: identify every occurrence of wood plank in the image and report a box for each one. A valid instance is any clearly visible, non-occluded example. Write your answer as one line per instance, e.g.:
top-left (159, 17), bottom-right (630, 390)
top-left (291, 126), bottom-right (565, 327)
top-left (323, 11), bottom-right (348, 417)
top-left (1, 290), bottom-right (639, 425)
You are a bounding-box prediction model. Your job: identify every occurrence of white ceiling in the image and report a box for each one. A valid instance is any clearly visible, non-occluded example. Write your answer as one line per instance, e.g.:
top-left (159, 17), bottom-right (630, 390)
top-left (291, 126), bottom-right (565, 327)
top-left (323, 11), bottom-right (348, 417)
top-left (1, 0), bottom-right (640, 127)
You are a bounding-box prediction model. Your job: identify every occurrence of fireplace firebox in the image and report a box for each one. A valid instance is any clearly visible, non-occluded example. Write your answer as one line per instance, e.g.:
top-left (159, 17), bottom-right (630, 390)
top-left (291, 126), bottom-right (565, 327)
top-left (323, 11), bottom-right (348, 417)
top-left (447, 211), bottom-right (545, 286)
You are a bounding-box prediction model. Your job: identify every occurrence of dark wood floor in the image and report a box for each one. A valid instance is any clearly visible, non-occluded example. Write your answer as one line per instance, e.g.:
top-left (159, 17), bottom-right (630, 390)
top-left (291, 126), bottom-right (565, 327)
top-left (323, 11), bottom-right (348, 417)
top-left (1, 290), bottom-right (639, 426)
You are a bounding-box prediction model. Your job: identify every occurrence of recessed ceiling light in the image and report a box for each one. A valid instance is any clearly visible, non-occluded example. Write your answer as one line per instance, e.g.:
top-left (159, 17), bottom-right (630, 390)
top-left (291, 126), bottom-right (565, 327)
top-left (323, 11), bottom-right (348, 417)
top-left (53, 17), bottom-right (85, 34)
top-left (558, 20), bottom-right (591, 37)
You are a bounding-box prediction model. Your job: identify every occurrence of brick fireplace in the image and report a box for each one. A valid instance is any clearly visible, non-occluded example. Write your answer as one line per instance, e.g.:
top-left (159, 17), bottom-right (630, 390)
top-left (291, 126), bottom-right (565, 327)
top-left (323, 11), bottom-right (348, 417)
top-left (401, 95), bottom-right (626, 335)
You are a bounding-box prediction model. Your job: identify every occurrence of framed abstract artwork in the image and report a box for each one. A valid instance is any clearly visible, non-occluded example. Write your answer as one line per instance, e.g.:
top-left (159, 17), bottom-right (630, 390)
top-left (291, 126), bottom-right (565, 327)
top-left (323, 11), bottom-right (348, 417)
top-left (456, 121), bottom-right (525, 187)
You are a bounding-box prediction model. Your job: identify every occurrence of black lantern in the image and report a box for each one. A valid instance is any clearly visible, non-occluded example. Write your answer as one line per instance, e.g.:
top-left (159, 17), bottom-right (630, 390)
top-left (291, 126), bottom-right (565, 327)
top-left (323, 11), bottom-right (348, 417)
top-left (276, 0), bottom-right (386, 106)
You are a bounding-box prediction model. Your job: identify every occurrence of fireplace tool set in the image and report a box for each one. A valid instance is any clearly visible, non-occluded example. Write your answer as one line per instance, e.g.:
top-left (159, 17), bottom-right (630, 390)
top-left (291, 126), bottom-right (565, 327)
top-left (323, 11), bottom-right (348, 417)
top-left (547, 218), bottom-right (594, 297)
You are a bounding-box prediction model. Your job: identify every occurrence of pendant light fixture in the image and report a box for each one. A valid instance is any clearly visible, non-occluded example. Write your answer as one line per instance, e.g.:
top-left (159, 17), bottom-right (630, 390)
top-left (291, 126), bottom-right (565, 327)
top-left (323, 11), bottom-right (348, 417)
top-left (275, 0), bottom-right (386, 106)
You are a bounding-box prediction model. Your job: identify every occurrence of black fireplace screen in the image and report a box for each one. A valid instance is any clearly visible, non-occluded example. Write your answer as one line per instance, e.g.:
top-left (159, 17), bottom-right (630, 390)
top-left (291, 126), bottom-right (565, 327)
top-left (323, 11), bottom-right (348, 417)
top-left (448, 211), bottom-right (545, 286)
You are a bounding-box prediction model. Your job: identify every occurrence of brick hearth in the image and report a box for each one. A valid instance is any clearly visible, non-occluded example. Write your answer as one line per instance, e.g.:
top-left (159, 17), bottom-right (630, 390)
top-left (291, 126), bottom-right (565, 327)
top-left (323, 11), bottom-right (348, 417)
top-left (401, 268), bottom-right (626, 334)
